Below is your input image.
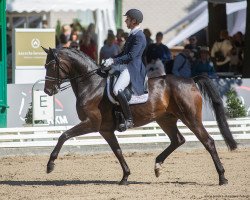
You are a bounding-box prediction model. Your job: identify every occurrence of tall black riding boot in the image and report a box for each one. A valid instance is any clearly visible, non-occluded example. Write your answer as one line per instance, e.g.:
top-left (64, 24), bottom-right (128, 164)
top-left (116, 90), bottom-right (134, 131)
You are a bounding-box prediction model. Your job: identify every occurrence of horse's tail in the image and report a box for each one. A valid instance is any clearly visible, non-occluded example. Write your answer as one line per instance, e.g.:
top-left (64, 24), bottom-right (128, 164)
top-left (193, 75), bottom-right (237, 150)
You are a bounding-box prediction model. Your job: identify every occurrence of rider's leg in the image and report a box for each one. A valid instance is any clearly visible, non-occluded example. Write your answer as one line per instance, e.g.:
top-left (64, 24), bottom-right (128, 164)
top-left (113, 68), bottom-right (133, 130)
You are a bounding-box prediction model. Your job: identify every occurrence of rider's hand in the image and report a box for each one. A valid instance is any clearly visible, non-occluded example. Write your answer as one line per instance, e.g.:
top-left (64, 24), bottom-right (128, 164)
top-left (103, 58), bottom-right (114, 69)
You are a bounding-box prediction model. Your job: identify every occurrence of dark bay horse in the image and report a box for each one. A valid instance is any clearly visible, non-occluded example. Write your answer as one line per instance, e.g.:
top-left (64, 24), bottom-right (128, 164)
top-left (42, 47), bottom-right (237, 185)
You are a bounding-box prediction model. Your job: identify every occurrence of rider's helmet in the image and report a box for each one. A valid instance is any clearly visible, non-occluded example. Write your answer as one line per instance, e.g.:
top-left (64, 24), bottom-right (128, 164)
top-left (124, 9), bottom-right (143, 24)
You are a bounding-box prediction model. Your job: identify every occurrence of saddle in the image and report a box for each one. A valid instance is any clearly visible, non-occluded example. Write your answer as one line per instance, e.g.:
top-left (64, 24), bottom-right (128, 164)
top-left (106, 72), bottom-right (149, 132)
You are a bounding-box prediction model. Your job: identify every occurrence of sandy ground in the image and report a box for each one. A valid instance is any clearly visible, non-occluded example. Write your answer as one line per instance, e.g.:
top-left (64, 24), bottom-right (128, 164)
top-left (0, 147), bottom-right (249, 200)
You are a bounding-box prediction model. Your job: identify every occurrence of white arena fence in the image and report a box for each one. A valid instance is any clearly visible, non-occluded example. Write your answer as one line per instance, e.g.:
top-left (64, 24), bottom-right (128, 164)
top-left (0, 120), bottom-right (250, 148)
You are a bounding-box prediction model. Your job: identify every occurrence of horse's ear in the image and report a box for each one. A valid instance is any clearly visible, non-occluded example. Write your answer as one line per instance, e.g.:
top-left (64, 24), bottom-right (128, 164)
top-left (41, 46), bottom-right (49, 54)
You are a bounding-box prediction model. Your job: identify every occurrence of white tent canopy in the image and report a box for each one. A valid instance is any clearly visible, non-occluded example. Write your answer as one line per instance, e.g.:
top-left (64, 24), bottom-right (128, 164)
top-left (166, 1), bottom-right (247, 48)
top-left (7, 0), bottom-right (114, 12)
top-left (6, 0), bottom-right (116, 51)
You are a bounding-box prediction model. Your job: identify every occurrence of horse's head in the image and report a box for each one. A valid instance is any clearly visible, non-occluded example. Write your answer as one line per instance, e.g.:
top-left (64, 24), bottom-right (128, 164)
top-left (42, 47), bottom-right (69, 96)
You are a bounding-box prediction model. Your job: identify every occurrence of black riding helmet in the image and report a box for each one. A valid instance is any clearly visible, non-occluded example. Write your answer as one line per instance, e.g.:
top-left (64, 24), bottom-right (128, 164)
top-left (124, 9), bottom-right (143, 24)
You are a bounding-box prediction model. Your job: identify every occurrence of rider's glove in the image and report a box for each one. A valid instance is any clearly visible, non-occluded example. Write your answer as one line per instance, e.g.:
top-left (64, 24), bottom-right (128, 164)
top-left (103, 58), bottom-right (114, 69)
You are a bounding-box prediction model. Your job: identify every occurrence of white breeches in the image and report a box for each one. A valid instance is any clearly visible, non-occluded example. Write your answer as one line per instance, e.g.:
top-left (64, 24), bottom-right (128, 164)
top-left (113, 68), bottom-right (130, 96)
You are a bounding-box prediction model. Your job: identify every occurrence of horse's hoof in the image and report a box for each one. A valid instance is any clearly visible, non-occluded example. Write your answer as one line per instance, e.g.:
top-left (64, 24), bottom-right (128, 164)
top-left (219, 178), bottom-right (228, 185)
top-left (154, 163), bottom-right (162, 178)
top-left (119, 180), bottom-right (129, 185)
top-left (47, 162), bottom-right (55, 174)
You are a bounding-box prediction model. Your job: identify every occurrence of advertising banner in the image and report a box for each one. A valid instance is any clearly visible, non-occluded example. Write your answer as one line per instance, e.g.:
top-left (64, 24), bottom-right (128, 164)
top-left (13, 29), bottom-right (55, 83)
top-left (7, 83), bottom-right (80, 127)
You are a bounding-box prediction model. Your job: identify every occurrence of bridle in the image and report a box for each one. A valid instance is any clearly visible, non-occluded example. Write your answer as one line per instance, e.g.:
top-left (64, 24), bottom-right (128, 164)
top-left (45, 52), bottom-right (99, 92)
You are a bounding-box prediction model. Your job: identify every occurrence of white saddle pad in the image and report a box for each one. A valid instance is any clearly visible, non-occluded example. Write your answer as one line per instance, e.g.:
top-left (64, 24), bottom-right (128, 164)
top-left (107, 77), bottom-right (149, 105)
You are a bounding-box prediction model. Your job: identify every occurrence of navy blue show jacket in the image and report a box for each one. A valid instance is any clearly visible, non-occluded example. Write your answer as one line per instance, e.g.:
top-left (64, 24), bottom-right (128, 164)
top-left (113, 30), bottom-right (147, 95)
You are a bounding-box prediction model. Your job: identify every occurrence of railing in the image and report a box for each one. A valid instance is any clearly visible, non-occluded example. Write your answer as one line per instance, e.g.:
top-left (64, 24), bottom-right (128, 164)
top-left (0, 120), bottom-right (250, 148)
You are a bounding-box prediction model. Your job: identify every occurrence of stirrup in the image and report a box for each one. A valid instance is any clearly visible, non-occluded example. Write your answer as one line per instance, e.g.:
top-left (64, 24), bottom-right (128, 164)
top-left (118, 120), bottom-right (134, 132)
top-left (126, 119), bottom-right (134, 128)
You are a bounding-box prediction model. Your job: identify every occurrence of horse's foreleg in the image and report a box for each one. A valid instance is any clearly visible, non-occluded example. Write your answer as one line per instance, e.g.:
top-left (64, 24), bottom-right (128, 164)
top-left (155, 117), bottom-right (185, 177)
top-left (47, 121), bottom-right (95, 173)
top-left (100, 131), bottom-right (130, 185)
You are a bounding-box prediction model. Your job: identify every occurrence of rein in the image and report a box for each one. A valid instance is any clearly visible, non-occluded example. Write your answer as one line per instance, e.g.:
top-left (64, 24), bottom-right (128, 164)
top-left (45, 58), bottom-right (99, 92)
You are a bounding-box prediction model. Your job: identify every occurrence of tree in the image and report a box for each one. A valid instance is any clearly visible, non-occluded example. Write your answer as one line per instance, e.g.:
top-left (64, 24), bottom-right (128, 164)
top-left (225, 89), bottom-right (247, 118)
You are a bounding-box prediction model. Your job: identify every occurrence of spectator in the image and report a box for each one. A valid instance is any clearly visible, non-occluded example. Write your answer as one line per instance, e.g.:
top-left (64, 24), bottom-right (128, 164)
top-left (231, 31), bottom-right (244, 73)
top-left (86, 23), bottom-right (98, 45)
top-left (122, 32), bottom-right (129, 42)
top-left (192, 46), bottom-right (216, 78)
top-left (143, 28), bottom-right (153, 65)
top-left (184, 35), bottom-right (200, 61)
top-left (143, 28), bottom-right (153, 47)
top-left (69, 41), bottom-right (79, 50)
top-left (61, 24), bottom-right (71, 42)
top-left (211, 30), bottom-right (233, 72)
top-left (146, 58), bottom-right (166, 78)
top-left (70, 30), bottom-right (79, 44)
top-left (115, 28), bottom-right (125, 49)
top-left (99, 33), bottom-right (121, 64)
top-left (59, 33), bottom-right (70, 48)
top-left (58, 24), bottom-right (72, 48)
top-left (146, 32), bottom-right (171, 65)
top-left (42, 20), bottom-right (48, 28)
top-left (80, 33), bottom-right (97, 62)
top-left (172, 47), bottom-right (193, 78)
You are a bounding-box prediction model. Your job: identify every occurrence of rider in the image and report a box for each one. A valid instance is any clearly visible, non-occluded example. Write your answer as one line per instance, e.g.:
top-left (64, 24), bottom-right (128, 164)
top-left (103, 9), bottom-right (147, 130)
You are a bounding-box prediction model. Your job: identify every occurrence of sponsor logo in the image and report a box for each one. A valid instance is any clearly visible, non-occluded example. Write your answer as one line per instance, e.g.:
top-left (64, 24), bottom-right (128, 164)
top-left (31, 38), bottom-right (40, 49)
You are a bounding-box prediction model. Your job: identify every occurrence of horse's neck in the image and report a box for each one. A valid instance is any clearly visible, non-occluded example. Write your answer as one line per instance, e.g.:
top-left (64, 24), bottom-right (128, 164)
top-left (70, 70), bottom-right (105, 99)
top-left (65, 52), bottom-right (104, 99)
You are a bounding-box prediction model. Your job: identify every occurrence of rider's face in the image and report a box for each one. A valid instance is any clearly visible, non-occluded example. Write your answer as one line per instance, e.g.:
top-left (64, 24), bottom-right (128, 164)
top-left (125, 16), bottom-right (136, 29)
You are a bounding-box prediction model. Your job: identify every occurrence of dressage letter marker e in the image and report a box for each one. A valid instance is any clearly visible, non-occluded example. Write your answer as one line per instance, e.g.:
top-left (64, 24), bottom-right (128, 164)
top-left (33, 90), bottom-right (54, 124)
top-left (40, 95), bottom-right (47, 107)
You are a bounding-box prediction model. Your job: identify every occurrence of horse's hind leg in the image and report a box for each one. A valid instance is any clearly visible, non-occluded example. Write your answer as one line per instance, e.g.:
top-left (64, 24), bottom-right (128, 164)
top-left (100, 131), bottom-right (130, 185)
top-left (186, 122), bottom-right (228, 185)
top-left (155, 115), bottom-right (185, 177)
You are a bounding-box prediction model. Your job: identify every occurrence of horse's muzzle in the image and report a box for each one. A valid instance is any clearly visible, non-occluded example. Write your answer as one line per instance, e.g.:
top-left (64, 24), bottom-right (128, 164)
top-left (44, 87), bottom-right (55, 96)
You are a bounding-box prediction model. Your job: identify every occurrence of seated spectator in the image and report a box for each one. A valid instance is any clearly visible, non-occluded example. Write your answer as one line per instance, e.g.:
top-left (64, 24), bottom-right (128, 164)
top-left (146, 58), bottom-right (166, 78)
top-left (115, 28), bottom-right (125, 49)
top-left (80, 33), bottom-right (97, 62)
top-left (230, 46), bottom-right (242, 74)
top-left (231, 31), bottom-right (244, 73)
top-left (122, 32), bottom-right (129, 42)
top-left (57, 24), bottom-right (72, 48)
top-left (172, 47), bottom-right (193, 78)
top-left (143, 28), bottom-right (153, 65)
top-left (99, 33), bottom-right (121, 64)
top-left (70, 30), bottom-right (79, 44)
top-left (42, 20), bottom-right (48, 28)
top-left (211, 30), bottom-right (233, 72)
top-left (69, 41), bottom-right (79, 50)
top-left (61, 24), bottom-right (71, 41)
top-left (59, 33), bottom-right (71, 48)
top-left (192, 46), bottom-right (216, 78)
top-left (184, 35), bottom-right (200, 61)
top-left (146, 32), bottom-right (171, 65)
